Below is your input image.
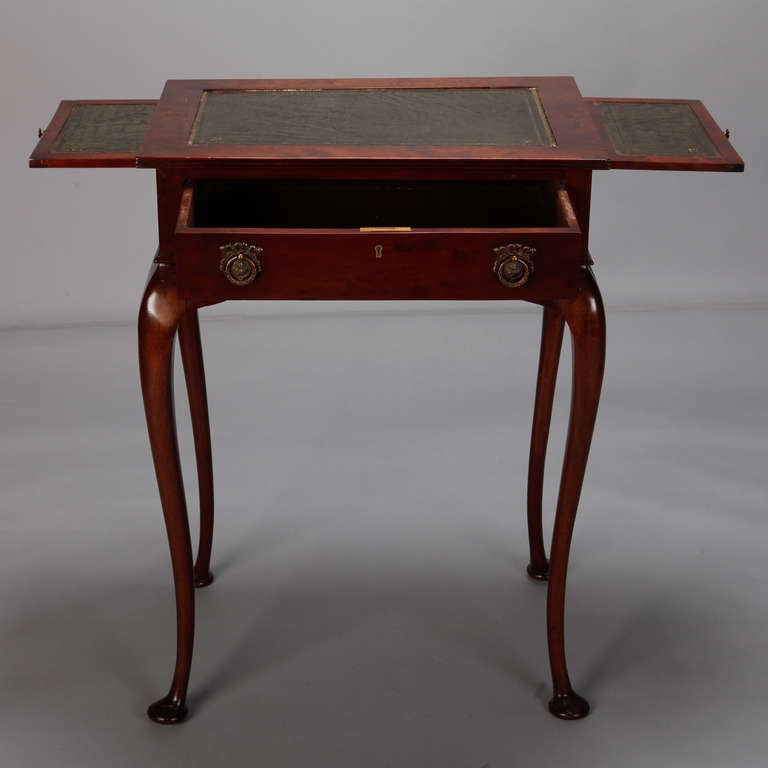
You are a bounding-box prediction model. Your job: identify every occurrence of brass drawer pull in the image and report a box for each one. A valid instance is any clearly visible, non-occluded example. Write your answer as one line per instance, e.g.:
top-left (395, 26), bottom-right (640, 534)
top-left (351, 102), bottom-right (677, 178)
top-left (219, 242), bottom-right (263, 286)
top-left (493, 243), bottom-right (536, 288)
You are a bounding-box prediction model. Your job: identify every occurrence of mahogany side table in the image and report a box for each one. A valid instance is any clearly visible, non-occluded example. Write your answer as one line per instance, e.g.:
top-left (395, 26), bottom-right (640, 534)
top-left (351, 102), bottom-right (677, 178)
top-left (30, 77), bottom-right (743, 724)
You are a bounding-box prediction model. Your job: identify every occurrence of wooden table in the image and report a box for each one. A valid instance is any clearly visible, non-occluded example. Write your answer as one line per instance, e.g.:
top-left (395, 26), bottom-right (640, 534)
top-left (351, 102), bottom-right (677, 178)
top-left (30, 77), bottom-right (743, 724)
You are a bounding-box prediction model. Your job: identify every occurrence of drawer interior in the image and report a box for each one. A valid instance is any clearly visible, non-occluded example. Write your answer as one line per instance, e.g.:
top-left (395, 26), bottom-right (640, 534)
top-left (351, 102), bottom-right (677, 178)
top-left (188, 179), bottom-right (567, 229)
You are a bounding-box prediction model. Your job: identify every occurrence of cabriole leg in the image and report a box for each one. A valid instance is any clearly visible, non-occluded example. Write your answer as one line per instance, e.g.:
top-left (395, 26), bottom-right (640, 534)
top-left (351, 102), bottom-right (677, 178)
top-left (139, 263), bottom-right (195, 724)
top-left (546, 268), bottom-right (606, 720)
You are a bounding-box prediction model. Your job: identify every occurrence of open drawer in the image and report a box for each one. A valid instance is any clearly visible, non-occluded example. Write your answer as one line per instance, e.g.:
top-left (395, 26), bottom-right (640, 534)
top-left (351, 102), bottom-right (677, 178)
top-left (173, 179), bottom-right (587, 302)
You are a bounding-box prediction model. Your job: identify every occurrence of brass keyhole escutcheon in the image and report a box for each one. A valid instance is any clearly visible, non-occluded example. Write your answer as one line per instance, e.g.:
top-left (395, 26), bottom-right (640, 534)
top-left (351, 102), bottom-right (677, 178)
top-left (493, 243), bottom-right (536, 288)
top-left (374, 244), bottom-right (383, 259)
top-left (219, 242), bottom-right (263, 286)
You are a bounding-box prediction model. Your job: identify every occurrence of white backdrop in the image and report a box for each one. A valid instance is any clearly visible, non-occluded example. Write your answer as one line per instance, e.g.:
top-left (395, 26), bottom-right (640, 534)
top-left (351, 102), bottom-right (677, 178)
top-left (2, 0), bottom-right (765, 328)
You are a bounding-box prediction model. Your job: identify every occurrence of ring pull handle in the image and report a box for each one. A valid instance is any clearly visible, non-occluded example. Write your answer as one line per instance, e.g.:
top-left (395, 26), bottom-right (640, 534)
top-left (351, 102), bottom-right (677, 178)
top-left (219, 242), bottom-right (263, 286)
top-left (493, 244), bottom-right (536, 288)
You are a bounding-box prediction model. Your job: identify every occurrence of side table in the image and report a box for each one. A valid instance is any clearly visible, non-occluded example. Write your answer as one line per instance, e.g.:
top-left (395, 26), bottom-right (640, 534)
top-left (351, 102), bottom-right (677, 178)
top-left (30, 77), bottom-right (743, 723)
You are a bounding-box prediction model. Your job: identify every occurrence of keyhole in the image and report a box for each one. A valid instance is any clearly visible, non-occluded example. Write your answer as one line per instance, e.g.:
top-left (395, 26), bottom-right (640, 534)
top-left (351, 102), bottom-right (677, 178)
top-left (374, 244), bottom-right (383, 259)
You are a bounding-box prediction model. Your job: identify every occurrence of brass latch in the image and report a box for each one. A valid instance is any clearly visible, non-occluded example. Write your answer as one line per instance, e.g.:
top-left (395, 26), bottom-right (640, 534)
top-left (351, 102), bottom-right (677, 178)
top-left (359, 226), bottom-right (412, 232)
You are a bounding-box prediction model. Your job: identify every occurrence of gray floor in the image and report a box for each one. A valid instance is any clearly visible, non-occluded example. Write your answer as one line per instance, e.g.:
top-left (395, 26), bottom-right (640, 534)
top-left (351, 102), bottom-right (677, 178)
top-left (1, 305), bottom-right (767, 767)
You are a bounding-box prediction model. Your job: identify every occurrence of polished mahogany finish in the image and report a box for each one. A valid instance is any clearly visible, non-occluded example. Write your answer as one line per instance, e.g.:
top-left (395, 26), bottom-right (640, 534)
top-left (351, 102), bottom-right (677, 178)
top-left (544, 267), bottom-right (605, 718)
top-left (178, 309), bottom-right (215, 588)
top-left (527, 304), bottom-right (566, 581)
top-left (29, 76), bottom-right (743, 725)
top-left (139, 77), bottom-right (608, 170)
top-left (173, 179), bottom-right (585, 303)
top-left (138, 263), bottom-right (195, 723)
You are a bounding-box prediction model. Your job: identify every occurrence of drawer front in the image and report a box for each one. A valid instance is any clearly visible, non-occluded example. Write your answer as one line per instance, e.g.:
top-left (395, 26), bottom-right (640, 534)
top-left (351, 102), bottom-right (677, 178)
top-left (175, 229), bottom-right (585, 302)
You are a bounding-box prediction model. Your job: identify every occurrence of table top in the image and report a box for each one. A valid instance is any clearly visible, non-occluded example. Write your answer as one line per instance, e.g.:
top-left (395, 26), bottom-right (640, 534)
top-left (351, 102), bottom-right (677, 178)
top-left (29, 77), bottom-right (743, 173)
